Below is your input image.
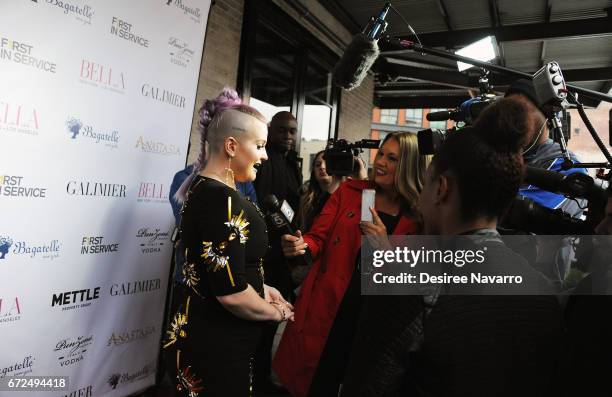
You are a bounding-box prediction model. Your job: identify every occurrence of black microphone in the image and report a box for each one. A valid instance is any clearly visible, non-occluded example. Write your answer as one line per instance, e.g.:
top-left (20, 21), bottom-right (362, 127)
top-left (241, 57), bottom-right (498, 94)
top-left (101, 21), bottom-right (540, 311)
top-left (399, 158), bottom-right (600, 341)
top-left (261, 194), bottom-right (312, 266)
top-left (332, 3), bottom-right (391, 90)
top-left (426, 110), bottom-right (454, 122)
top-left (261, 194), bottom-right (297, 235)
top-left (523, 166), bottom-right (606, 203)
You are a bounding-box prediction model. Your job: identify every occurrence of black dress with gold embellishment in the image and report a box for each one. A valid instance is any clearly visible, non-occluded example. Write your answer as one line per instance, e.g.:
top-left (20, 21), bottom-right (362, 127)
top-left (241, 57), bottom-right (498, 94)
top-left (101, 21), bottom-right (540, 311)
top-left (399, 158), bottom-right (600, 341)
top-left (164, 176), bottom-right (268, 397)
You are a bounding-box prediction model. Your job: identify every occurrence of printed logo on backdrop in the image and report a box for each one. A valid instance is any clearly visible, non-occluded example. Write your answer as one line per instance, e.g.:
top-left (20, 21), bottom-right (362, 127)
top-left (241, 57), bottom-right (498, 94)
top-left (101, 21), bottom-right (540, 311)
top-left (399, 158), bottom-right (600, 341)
top-left (66, 180), bottom-right (127, 198)
top-left (110, 278), bottom-right (161, 297)
top-left (0, 101), bottom-right (39, 136)
top-left (137, 182), bottom-right (169, 203)
top-left (54, 335), bottom-right (93, 368)
top-left (110, 17), bottom-right (150, 48)
top-left (64, 385), bottom-right (93, 397)
top-left (0, 356), bottom-right (34, 379)
top-left (0, 175), bottom-right (47, 198)
top-left (135, 136), bottom-right (181, 156)
top-left (137, 228), bottom-right (170, 254)
top-left (107, 325), bottom-right (156, 347)
top-left (0, 297), bottom-right (21, 324)
top-left (0, 235), bottom-right (61, 260)
top-left (141, 83), bottom-right (186, 108)
top-left (79, 59), bottom-right (125, 94)
top-left (168, 37), bottom-right (194, 68)
top-left (0, 37), bottom-right (57, 73)
top-left (66, 118), bottom-right (120, 149)
top-left (51, 287), bottom-right (100, 311)
top-left (107, 362), bottom-right (155, 390)
top-left (44, 0), bottom-right (94, 25)
top-left (165, 0), bottom-right (202, 24)
top-left (81, 236), bottom-right (119, 255)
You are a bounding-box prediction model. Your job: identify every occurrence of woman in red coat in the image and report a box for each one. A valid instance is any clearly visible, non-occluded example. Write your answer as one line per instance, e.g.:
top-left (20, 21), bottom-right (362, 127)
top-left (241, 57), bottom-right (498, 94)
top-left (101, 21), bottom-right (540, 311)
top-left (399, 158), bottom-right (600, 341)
top-left (273, 132), bottom-right (430, 397)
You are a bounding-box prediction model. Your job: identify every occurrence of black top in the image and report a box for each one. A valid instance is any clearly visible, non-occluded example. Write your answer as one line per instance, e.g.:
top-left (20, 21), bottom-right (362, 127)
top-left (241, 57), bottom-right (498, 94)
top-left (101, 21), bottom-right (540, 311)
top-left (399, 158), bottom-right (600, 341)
top-left (341, 235), bottom-right (563, 397)
top-left (180, 176), bottom-right (268, 298)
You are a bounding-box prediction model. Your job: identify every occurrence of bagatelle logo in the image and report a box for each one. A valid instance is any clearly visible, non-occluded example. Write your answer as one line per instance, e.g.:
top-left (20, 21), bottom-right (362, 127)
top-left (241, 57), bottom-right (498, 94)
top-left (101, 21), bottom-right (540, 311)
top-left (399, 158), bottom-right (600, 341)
top-left (81, 236), bottom-right (119, 255)
top-left (45, 0), bottom-right (94, 25)
top-left (107, 362), bottom-right (154, 389)
top-left (141, 83), bottom-right (185, 108)
top-left (0, 297), bottom-right (21, 324)
top-left (168, 37), bottom-right (194, 68)
top-left (0, 356), bottom-right (34, 379)
top-left (110, 279), bottom-right (161, 296)
top-left (135, 136), bottom-right (180, 156)
top-left (79, 59), bottom-right (125, 94)
top-left (165, 0), bottom-right (202, 23)
top-left (108, 363), bottom-right (155, 389)
top-left (67, 180), bottom-right (127, 198)
top-left (0, 37), bottom-right (57, 73)
top-left (66, 117), bottom-right (120, 149)
top-left (110, 17), bottom-right (150, 48)
top-left (54, 334), bottom-right (93, 368)
top-left (0, 175), bottom-right (47, 198)
top-left (64, 385), bottom-right (93, 397)
top-left (107, 325), bottom-right (155, 347)
top-left (51, 287), bottom-right (100, 311)
top-left (137, 182), bottom-right (168, 203)
top-left (137, 227), bottom-right (170, 254)
top-left (0, 100), bottom-right (39, 135)
top-left (0, 235), bottom-right (61, 260)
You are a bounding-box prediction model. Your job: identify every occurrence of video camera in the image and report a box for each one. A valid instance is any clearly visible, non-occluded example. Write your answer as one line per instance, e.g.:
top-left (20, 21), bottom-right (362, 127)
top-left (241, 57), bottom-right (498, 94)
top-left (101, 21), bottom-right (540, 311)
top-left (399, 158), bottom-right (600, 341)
top-left (417, 95), bottom-right (498, 155)
top-left (324, 138), bottom-right (380, 176)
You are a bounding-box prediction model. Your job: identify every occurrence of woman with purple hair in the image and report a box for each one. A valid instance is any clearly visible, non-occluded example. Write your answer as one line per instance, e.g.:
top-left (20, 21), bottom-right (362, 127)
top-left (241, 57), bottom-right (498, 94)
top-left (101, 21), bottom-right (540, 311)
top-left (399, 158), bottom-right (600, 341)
top-left (164, 88), bottom-right (294, 396)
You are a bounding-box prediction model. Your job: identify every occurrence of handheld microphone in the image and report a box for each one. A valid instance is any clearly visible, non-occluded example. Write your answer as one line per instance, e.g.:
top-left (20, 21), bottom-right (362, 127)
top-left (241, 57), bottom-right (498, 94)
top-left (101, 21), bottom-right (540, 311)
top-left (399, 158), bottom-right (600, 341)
top-left (332, 3), bottom-right (391, 90)
top-left (261, 194), bottom-right (312, 266)
top-left (261, 195), bottom-right (296, 234)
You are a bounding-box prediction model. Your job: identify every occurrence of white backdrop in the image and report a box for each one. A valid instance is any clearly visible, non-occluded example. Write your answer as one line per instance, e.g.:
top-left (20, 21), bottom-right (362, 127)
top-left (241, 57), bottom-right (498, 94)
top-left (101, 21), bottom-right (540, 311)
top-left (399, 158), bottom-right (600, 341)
top-left (0, 1), bottom-right (210, 395)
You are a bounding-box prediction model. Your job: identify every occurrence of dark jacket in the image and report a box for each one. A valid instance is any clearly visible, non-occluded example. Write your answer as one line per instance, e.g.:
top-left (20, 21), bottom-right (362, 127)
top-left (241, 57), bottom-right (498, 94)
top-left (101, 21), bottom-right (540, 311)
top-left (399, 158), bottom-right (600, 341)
top-left (340, 234), bottom-right (563, 397)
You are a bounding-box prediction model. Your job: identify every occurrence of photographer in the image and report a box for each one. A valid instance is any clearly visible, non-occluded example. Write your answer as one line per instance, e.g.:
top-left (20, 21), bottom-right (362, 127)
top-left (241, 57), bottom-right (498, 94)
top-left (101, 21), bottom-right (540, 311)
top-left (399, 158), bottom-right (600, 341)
top-left (293, 151), bottom-right (366, 286)
top-left (340, 98), bottom-right (563, 396)
top-left (273, 132), bottom-right (430, 397)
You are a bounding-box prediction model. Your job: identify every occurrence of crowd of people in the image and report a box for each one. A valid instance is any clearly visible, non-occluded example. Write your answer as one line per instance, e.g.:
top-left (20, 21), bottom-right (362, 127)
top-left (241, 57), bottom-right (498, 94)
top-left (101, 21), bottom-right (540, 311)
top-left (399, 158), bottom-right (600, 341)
top-left (162, 83), bottom-right (612, 397)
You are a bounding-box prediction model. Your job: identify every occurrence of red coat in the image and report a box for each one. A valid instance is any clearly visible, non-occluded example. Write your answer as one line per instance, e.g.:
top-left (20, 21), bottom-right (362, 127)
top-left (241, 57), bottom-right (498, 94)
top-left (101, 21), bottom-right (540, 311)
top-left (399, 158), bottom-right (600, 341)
top-left (272, 179), bottom-right (418, 397)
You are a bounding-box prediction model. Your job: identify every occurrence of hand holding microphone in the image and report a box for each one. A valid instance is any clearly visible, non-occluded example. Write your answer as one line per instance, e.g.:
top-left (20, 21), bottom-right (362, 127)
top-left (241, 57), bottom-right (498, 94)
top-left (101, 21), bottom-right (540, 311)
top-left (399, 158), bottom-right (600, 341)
top-left (281, 230), bottom-right (308, 258)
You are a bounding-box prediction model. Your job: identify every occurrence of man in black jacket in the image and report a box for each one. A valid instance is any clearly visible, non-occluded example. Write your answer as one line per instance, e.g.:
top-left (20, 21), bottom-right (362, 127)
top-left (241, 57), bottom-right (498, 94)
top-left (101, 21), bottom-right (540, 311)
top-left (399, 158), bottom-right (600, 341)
top-left (254, 111), bottom-right (303, 392)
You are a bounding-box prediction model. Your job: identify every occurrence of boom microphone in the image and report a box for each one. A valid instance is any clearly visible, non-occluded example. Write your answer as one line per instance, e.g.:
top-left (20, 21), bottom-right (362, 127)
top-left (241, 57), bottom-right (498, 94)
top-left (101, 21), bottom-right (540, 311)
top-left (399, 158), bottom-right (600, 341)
top-left (332, 3), bottom-right (391, 90)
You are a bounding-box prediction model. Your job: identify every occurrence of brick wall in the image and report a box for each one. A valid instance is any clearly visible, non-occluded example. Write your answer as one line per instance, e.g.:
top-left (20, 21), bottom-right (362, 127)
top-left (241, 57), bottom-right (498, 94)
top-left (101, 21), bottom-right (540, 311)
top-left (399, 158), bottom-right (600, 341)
top-left (187, 0), bottom-right (245, 164)
top-left (187, 0), bottom-right (375, 164)
top-left (337, 75), bottom-right (375, 142)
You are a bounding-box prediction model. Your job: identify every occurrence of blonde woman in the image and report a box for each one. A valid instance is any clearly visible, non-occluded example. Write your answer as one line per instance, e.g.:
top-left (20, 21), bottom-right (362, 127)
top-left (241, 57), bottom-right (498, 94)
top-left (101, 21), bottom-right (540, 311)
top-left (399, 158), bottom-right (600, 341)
top-left (274, 132), bottom-right (430, 397)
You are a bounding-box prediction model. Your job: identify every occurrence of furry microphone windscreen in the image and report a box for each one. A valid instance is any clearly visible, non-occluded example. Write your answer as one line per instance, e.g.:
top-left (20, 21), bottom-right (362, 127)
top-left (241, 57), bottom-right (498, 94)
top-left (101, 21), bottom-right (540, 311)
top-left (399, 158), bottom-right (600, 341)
top-left (333, 34), bottom-right (380, 91)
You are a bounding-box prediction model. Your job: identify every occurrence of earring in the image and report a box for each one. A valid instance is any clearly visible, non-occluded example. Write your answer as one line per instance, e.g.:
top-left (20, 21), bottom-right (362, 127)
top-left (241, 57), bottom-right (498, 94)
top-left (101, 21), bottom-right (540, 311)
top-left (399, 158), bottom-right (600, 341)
top-left (225, 157), bottom-right (235, 187)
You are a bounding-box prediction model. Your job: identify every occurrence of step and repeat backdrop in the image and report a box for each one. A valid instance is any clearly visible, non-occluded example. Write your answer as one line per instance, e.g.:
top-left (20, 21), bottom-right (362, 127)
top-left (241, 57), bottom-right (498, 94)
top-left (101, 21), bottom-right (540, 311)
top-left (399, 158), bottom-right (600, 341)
top-left (0, 1), bottom-right (211, 395)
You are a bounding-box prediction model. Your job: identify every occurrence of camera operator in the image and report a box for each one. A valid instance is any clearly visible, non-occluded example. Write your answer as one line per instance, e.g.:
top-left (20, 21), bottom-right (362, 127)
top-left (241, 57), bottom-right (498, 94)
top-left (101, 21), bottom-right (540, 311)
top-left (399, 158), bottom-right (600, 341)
top-left (504, 79), bottom-right (588, 283)
top-left (340, 97), bottom-right (563, 397)
top-left (292, 151), bottom-right (367, 286)
top-left (274, 132), bottom-right (429, 397)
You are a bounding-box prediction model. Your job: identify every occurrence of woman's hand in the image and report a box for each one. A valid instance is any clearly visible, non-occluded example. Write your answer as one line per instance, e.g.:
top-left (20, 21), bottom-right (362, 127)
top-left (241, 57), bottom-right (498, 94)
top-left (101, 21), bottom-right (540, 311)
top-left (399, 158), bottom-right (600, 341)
top-left (360, 207), bottom-right (392, 250)
top-left (264, 284), bottom-right (294, 309)
top-left (281, 230), bottom-right (308, 257)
